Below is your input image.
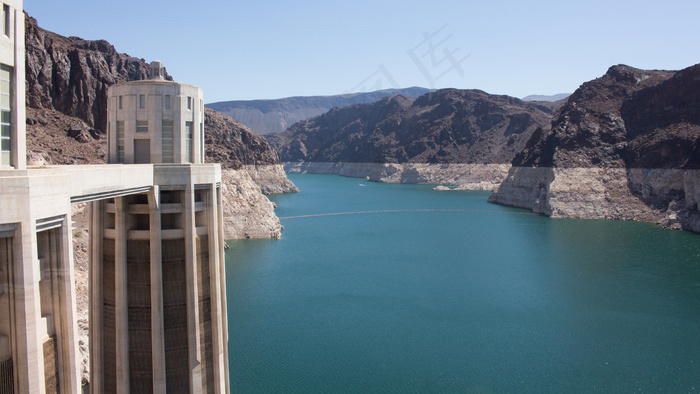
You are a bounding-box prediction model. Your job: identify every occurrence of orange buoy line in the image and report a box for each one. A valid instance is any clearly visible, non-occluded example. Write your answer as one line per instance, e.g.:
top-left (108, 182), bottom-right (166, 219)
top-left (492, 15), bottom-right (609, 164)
top-left (279, 209), bottom-right (539, 220)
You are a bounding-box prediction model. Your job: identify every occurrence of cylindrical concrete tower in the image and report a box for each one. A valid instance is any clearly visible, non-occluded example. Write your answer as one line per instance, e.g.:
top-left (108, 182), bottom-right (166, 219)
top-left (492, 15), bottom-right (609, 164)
top-left (106, 61), bottom-right (205, 165)
top-left (91, 64), bottom-right (229, 393)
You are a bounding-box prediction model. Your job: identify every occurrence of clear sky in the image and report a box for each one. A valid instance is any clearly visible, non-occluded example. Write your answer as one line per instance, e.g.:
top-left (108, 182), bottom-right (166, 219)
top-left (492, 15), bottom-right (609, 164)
top-left (25, 0), bottom-right (700, 103)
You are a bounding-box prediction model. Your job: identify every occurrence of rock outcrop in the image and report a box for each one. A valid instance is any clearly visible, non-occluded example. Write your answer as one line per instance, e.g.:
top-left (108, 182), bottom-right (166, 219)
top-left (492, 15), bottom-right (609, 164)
top-left (220, 169), bottom-right (285, 239)
top-left (489, 64), bottom-right (700, 232)
top-left (268, 88), bottom-right (556, 188)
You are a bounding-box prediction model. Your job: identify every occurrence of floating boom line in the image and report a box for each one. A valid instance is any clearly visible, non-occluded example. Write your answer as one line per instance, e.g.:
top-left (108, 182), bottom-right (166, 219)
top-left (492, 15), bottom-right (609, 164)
top-left (279, 209), bottom-right (539, 220)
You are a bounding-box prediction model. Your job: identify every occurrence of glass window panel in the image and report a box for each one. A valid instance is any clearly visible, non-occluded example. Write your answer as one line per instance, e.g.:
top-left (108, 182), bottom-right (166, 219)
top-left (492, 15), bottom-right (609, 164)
top-left (136, 121), bottom-right (148, 133)
top-left (0, 80), bottom-right (9, 94)
top-left (1, 138), bottom-right (9, 151)
top-left (2, 5), bottom-right (8, 37)
top-left (1, 151), bottom-right (9, 166)
top-left (2, 110), bottom-right (10, 124)
top-left (0, 65), bottom-right (10, 80)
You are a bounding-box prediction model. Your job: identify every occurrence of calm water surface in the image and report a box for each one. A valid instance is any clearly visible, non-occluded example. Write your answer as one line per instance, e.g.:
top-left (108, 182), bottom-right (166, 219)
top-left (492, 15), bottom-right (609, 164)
top-left (225, 174), bottom-right (700, 393)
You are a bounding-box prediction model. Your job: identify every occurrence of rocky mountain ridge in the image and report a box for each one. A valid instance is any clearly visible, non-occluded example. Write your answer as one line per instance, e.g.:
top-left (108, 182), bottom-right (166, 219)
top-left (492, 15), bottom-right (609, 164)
top-left (522, 93), bottom-right (570, 102)
top-left (489, 64), bottom-right (700, 232)
top-left (206, 87), bottom-right (433, 135)
top-left (267, 88), bottom-right (557, 165)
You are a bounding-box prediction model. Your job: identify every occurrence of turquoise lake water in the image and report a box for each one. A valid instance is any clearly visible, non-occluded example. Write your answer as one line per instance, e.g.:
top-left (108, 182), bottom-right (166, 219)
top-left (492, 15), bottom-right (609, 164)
top-left (225, 174), bottom-right (700, 393)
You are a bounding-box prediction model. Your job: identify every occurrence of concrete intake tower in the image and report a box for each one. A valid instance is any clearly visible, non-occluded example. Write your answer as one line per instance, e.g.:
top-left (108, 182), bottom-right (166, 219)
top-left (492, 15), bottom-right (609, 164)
top-left (89, 61), bottom-right (229, 393)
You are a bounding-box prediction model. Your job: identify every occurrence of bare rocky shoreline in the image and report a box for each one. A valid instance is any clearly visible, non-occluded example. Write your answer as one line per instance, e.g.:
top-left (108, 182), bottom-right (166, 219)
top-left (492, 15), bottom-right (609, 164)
top-left (284, 161), bottom-right (700, 233)
top-left (490, 167), bottom-right (700, 232)
top-left (283, 162), bottom-right (511, 191)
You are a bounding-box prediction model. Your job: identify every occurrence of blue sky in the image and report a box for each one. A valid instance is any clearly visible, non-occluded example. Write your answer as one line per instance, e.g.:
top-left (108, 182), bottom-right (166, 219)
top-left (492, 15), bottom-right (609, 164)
top-left (25, 0), bottom-right (700, 103)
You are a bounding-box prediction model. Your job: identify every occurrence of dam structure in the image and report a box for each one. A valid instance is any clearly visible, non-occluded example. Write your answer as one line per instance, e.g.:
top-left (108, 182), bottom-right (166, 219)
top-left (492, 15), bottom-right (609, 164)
top-left (0, 1), bottom-right (230, 391)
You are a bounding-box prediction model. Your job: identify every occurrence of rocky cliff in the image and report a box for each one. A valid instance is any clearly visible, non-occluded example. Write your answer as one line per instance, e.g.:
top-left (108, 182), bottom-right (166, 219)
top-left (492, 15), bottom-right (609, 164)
top-left (207, 87), bottom-right (433, 135)
top-left (25, 15), bottom-right (168, 134)
top-left (489, 64), bottom-right (700, 232)
top-left (268, 88), bottom-right (556, 187)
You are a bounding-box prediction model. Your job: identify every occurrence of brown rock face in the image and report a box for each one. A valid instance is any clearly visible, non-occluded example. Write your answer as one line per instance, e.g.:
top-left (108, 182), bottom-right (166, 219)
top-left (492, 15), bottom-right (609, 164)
top-left (204, 107), bottom-right (282, 169)
top-left (26, 107), bottom-right (107, 165)
top-left (266, 89), bottom-right (556, 165)
top-left (25, 14), bottom-right (171, 134)
top-left (513, 64), bottom-right (700, 169)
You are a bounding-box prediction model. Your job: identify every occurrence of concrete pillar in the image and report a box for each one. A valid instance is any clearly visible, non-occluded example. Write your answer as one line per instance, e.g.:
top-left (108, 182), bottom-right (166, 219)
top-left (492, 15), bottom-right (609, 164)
top-left (114, 197), bottom-right (130, 393)
top-left (12, 221), bottom-right (45, 393)
top-left (89, 201), bottom-right (104, 392)
top-left (60, 215), bottom-right (82, 393)
top-left (48, 218), bottom-right (81, 393)
top-left (107, 96), bottom-right (116, 163)
top-left (148, 186), bottom-right (167, 394)
top-left (217, 185), bottom-right (230, 394)
top-left (11, 8), bottom-right (25, 170)
top-left (184, 183), bottom-right (203, 393)
top-left (207, 184), bottom-right (226, 394)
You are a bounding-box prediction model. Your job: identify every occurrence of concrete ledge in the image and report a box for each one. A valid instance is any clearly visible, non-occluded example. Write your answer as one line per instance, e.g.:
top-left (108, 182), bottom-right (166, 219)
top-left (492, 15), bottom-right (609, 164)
top-left (0, 335), bottom-right (9, 362)
top-left (161, 203), bottom-right (184, 214)
top-left (162, 229), bottom-right (185, 240)
top-left (63, 164), bottom-right (155, 201)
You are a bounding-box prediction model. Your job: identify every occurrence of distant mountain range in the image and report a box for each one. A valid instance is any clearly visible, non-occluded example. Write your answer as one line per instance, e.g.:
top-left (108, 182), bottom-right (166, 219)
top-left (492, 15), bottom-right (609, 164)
top-left (206, 87), bottom-right (434, 135)
top-left (522, 93), bottom-right (570, 102)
